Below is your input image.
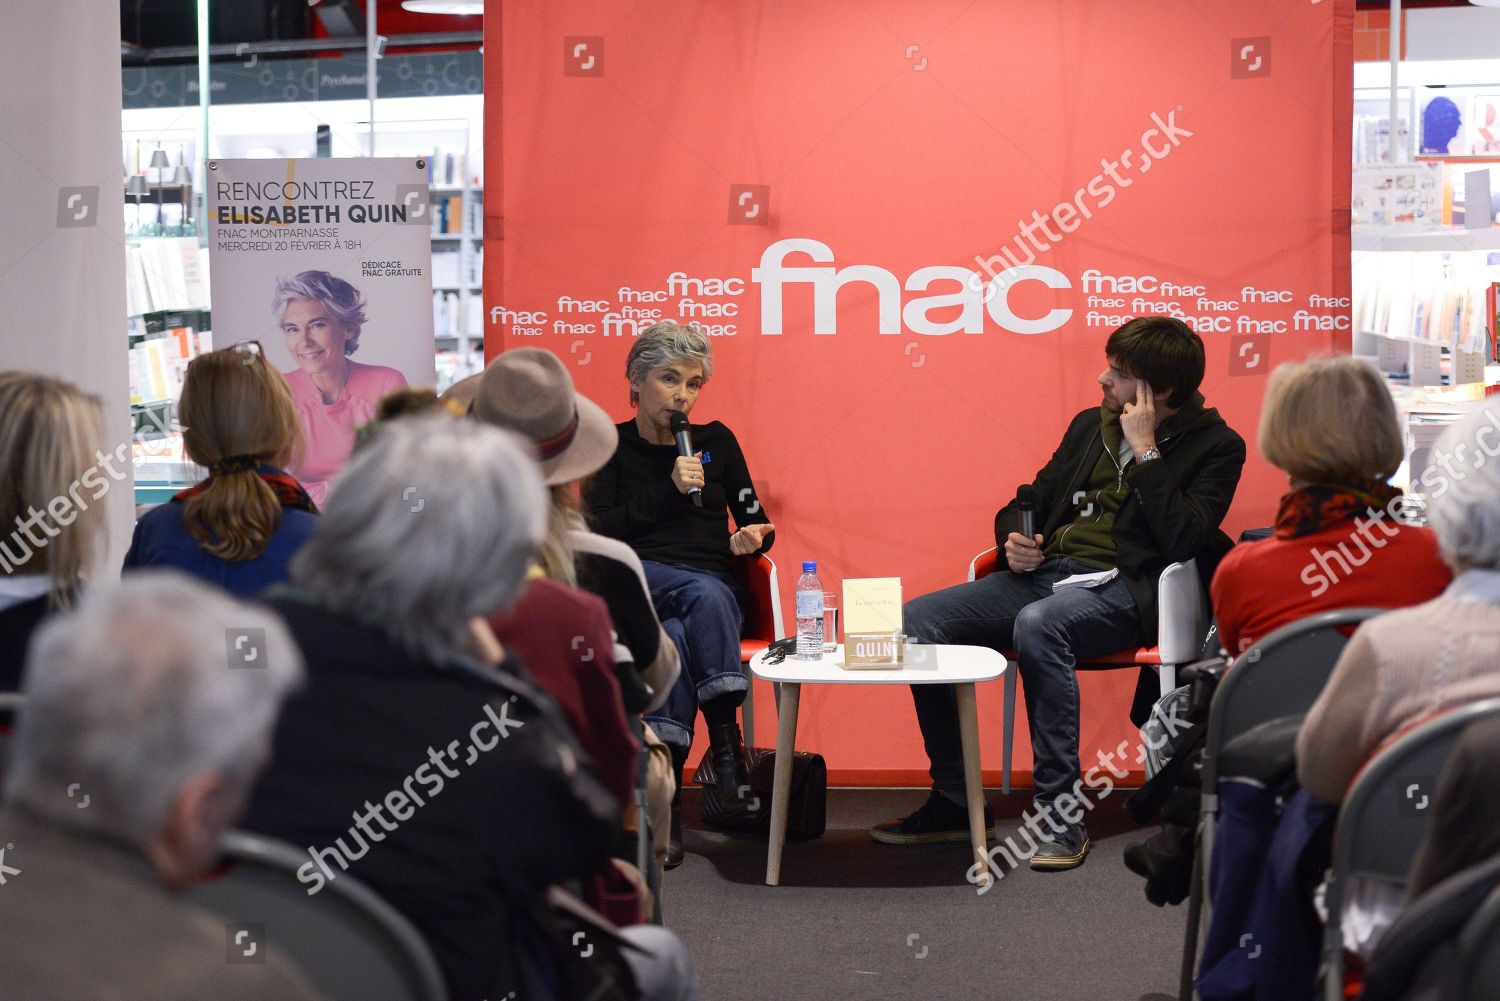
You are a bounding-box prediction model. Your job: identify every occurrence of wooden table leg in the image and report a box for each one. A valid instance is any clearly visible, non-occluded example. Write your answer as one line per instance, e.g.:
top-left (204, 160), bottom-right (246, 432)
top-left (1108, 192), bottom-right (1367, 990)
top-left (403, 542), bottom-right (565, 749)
top-left (765, 682), bottom-right (801, 886)
top-left (955, 682), bottom-right (991, 889)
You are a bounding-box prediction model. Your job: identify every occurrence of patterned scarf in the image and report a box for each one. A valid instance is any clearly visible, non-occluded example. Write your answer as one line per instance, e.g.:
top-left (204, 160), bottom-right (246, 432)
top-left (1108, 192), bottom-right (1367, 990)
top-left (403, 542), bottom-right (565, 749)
top-left (1273, 482), bottom-right (1401, 539)
top-left (173, 467), bottom-right (318, 513)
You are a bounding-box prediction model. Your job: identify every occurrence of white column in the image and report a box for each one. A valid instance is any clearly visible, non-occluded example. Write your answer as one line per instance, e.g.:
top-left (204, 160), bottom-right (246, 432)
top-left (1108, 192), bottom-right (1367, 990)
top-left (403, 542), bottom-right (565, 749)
top-left (0, 0), bottom-right (134, 576)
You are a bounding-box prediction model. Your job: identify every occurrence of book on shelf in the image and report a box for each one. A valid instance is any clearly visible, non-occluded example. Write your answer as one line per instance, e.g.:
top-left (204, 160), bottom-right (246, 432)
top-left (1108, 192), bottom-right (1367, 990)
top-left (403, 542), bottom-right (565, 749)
top-left (125, 238), bottom-right (209, 317)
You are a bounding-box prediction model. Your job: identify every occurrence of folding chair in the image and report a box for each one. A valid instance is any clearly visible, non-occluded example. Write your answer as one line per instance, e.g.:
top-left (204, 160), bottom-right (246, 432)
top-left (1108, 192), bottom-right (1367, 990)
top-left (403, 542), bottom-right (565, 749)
top-left (186, 830), bottom-right (447, 1001)
top-left (734, 553), bottom-right (785, 741)
top-left (1321, 697), bottom-right (1500, 1001)
top-left (967, 548), bottom-right (1209, 795)
top-left (1459, 878), bottom-right (1500, 1000)
top-left (1178, 607), bottom-right (1384, 1001)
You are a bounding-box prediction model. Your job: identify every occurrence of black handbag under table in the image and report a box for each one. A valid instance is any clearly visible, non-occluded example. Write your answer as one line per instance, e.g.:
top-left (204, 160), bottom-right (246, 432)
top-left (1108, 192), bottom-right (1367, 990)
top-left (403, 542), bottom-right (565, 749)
top-left (694, 746), bottom-right (827, 840)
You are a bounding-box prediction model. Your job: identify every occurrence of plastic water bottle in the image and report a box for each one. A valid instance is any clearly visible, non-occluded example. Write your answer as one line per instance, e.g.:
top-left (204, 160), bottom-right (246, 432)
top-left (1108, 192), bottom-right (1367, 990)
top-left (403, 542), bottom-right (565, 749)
top-left (795, 561), bottom-right (824, 661)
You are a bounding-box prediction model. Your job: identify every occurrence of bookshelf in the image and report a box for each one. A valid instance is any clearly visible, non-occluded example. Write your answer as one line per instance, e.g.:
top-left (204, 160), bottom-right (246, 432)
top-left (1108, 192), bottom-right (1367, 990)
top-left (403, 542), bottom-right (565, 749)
top-left (120, 94), bottom-right (488, 503)
top-left (1350, 64), bottom-right (1500, 495)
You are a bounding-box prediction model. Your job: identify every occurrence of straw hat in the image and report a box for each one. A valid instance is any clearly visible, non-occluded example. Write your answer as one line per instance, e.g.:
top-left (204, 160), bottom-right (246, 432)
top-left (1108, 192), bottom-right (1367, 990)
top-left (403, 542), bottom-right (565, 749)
top-left (453, 349), bottom-right (618, 485)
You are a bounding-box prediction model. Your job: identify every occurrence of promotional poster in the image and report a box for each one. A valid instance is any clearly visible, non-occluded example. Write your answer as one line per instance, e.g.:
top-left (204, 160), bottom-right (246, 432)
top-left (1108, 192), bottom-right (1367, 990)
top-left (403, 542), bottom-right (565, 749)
top-left (207, 156), bottom-right (436, 506)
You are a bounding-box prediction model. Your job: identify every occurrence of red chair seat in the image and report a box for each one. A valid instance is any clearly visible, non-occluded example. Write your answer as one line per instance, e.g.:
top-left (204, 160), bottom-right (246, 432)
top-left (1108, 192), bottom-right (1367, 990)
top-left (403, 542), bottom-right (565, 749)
top-left (1083, 646), bottom-right (1162, 667)
top-left (740, 639), bottom-right (771, 662)
top-left (1001, 646), bottom-right (1162, 667)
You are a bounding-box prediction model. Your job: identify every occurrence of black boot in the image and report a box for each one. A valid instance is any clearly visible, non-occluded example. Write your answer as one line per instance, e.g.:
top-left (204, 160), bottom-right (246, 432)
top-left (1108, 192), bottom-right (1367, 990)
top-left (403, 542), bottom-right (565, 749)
top-left (665, 745), bottom-right (687, 870)
top-left (704, 722), bottom-right (755, 820)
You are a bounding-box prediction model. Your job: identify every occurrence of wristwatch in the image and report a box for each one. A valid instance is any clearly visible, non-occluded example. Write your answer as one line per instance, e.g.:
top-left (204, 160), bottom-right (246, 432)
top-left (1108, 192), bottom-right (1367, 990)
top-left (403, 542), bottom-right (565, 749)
top-left (1136, 447), bottom-right (1162, 463)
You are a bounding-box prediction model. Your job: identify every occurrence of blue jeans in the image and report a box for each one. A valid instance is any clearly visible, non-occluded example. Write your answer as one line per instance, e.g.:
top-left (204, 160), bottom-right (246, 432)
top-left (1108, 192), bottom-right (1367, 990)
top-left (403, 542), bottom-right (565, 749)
top-left (903, 557), bottom-right (1141, 812)
top-left (640, 561), bottom-right (747, 754)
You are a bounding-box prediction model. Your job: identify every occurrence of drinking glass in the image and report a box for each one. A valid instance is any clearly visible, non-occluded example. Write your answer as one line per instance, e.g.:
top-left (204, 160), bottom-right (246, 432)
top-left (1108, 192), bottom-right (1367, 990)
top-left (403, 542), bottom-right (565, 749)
top-left (822, 592), bottom-right (839, 653)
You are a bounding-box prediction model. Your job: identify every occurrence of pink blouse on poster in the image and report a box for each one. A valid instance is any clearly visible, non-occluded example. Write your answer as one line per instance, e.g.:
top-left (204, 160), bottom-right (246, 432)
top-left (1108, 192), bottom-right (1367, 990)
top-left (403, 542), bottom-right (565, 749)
top-left (285, 360), bottom-right (408, 508)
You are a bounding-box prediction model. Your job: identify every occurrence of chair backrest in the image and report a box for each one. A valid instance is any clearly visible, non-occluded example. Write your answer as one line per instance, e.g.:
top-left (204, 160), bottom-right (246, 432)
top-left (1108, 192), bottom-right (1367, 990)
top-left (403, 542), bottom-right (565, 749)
top-left (185, 830), bottom-right (447, 1001)
top-left (735, 553), bottom-right (784, 642)
top-left (1459, 879), bottom-right (1500, 1000)
top-left (1334, 698), bottom-right (1500, 888)
top-left (967, 546), bottom-right (1000, 583)
top-left (1203, 608), bottom-right (1385, 788)
top-left (1157, 560), bottom-right (1206, 663)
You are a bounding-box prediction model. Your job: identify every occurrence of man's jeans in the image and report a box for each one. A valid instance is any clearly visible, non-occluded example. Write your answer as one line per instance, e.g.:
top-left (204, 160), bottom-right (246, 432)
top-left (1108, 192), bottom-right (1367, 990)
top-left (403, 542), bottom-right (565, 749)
top-left (640, 561), bottom-right (747, 754)
top-left (903, 557), bottom-right (1141, 811)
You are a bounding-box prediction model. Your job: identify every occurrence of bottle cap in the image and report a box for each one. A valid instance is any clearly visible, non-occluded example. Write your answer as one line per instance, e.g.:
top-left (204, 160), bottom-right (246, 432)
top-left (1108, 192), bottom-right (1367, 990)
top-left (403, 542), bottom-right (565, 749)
top-left (802, 561), bottom-right (817, 572)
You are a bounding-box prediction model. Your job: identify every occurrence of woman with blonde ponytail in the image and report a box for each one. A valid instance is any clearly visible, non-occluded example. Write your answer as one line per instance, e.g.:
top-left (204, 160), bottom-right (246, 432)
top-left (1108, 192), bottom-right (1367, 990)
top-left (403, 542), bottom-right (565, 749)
top-left (124, 341), bottom-right (316, 596)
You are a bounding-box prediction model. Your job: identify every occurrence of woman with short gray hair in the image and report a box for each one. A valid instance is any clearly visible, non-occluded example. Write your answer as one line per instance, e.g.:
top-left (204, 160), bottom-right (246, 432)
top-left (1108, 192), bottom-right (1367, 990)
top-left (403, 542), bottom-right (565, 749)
top-left (586, 320), bottom-right (776, 867)
top-left (273, 269), bottom-right (407, 507)
top-left (240, 415), bottom-right (699, 1000)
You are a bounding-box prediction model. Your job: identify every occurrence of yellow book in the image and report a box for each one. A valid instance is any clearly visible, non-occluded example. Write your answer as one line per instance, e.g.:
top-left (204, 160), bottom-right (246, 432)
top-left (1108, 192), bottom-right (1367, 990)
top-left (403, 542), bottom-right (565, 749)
top-left (842, 577), bottom-right (903, 635)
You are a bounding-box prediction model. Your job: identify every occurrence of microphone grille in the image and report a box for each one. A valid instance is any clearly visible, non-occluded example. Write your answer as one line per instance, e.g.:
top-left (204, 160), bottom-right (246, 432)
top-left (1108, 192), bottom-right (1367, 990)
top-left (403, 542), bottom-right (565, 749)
top-left (1016, 484), bottom-right (1036, 509)
top-left (669, 411), bottom-right (690, 433)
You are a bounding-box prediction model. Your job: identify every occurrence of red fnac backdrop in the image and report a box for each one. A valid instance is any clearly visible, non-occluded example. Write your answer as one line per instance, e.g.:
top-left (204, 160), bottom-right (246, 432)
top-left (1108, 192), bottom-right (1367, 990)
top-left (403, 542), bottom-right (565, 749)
top-left (484, 0), bottom-right (1354, 784)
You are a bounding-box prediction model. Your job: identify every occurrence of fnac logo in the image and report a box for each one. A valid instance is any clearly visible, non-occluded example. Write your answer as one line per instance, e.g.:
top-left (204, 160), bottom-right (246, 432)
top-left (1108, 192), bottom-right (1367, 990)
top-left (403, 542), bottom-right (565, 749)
top-left (751, 238), bottom-right (1073, 337)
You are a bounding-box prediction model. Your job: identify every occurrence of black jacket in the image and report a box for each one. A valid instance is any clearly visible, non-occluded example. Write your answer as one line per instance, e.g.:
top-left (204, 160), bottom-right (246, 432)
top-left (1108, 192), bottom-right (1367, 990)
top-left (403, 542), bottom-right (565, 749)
top-left (0, 594), bottom-right (51, 693)
top-left (994, 394), bottom-right (1245, 646)
top-left (242, 593), bottom-right (619, 1001)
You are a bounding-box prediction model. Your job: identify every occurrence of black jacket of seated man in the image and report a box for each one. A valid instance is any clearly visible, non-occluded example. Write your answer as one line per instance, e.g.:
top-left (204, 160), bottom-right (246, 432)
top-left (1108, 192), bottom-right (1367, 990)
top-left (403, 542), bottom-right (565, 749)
top-left (994, 391), bottom-right (1246, 649)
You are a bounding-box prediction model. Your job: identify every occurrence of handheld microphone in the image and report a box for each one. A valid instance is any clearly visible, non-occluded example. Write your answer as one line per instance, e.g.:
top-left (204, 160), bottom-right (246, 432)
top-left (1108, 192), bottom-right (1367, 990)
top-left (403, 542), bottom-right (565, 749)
top-left (669, 411), bottom-right (703, 508)
top-left (1017, 484), bottom-right (1036, 541)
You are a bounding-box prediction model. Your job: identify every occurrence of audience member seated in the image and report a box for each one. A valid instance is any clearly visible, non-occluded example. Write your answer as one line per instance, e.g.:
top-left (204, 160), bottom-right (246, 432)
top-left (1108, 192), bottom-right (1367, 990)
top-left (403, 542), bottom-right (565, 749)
top-left (445, 355), bottom-right (681, 712)
top-left (1298, 399), bottom-right (1500, 804)
top-left (241, 415), bottom-right (699, 1001)
top-left (124, 342), bottom-right (317, 597)
top-left (1212, 356), bottom-right (1450, 657)
top-left (458, 349), bottom-right (680, 870)
top-left (1361, 715), bottom-right (1500, 1001)
top-left (0, 372), bottom-right (112, 692)
top-left (350, 385), bottom-right (441, 452)
top-left (0, 572), bottom-right (324, 1001)
top-left (585, 323), bottom-right (775, 864)
top-left (488, 568), bottom-right (638, 808)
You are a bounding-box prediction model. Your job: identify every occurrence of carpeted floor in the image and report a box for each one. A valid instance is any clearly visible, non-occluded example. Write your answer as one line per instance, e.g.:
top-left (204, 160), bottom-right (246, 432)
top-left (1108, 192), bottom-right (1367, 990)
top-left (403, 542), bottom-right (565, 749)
top-left (662, 788), bottom-right (1185, 1001)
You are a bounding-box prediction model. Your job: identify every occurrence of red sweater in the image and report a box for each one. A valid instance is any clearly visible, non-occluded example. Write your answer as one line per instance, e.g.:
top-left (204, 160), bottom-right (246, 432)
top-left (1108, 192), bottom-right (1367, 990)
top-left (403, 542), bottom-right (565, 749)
top-left (1211, 518), bottom-right (1451, 657)
top-left (490, 579), bottom-right (638, 806)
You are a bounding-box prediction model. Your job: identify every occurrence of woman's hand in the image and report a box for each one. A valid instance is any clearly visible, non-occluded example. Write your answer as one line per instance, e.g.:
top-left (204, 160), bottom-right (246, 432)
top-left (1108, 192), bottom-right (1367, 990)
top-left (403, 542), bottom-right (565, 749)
top-left (672, 453), bottom-right (705, 495)
top-left (730, 522), bottom-right (775, 556)
top-left (1004, 532), bottom-right (1046, 573)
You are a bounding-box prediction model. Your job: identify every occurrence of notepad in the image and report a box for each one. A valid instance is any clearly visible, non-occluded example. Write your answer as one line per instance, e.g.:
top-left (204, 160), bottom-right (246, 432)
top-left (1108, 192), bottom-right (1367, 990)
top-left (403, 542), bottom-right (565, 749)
top-left (1052, 569), bottom-right (1119, 592)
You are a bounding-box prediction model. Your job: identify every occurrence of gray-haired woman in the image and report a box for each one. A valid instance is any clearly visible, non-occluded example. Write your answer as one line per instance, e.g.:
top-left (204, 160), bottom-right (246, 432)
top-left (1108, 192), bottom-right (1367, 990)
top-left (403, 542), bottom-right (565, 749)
top-left (274, 269), bottom-right (406, 507)
top-left (585, 321), bottom-right (775, 867)
top-left (241, 415), bottom-right (700, 1000)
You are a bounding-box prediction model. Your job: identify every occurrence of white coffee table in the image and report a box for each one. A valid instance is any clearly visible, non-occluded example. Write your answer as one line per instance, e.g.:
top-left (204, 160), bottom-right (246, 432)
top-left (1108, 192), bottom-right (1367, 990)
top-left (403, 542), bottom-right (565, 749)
top-left (749, 642), bottom-right (1007, 887)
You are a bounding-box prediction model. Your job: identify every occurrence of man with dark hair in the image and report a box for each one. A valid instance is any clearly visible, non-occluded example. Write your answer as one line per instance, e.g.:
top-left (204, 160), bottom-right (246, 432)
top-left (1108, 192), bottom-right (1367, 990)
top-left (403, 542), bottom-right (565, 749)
top-left (871, 317), bottom-right (1245, 870)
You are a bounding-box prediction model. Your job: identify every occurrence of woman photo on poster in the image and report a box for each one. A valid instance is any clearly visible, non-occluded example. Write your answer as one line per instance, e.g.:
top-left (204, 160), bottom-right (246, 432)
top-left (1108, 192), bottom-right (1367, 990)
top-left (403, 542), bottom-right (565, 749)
top-left (274, 269), bottom-right (407, 507)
